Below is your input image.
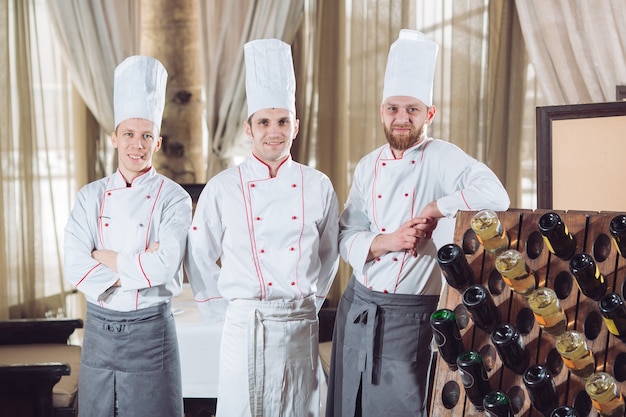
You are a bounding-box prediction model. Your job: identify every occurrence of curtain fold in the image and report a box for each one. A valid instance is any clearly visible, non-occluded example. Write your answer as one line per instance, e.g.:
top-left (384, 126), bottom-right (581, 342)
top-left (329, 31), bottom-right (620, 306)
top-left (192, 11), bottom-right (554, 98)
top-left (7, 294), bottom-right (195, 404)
top-left (199, 0), bottom-right (304, 179)
top-left (44, 0), bottom-right (139, 180)
top-left (515, 0), bottom-right (626, 104)
top-left (1, 0), bottom-right (76, 318)
top-left (0, 0), bottom-right (9, 320)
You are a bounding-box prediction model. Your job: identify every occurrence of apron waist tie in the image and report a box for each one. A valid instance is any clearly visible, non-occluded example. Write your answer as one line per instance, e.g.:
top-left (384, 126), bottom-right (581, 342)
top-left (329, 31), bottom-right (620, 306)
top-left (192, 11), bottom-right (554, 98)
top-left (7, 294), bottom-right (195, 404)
top-left (248, 309), bottom-right (265, 417)
top-left (355, 303), bottom-right (379, 384)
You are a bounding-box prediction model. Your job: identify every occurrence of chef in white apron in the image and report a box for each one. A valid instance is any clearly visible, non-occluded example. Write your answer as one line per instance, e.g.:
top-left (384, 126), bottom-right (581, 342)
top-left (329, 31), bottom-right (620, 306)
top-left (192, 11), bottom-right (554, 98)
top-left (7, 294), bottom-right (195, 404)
top-left (64, 55), bottom-right (191, 417)
top-left (185, 39), bottom-right (340, 417)
top-left (326, 30), bottom-right (511, 417)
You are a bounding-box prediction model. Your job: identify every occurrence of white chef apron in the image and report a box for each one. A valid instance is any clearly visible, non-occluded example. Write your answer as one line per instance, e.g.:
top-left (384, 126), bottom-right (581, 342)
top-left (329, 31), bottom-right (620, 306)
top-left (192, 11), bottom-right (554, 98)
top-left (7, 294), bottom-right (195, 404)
top-left (217, 296), bottom-right (320, 417)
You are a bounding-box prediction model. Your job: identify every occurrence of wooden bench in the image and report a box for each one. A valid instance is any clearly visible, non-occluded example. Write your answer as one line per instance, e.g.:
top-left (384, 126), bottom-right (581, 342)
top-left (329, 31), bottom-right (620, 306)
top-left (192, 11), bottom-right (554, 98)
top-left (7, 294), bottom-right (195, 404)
top-left (0, 318), bottom-right (83, 417)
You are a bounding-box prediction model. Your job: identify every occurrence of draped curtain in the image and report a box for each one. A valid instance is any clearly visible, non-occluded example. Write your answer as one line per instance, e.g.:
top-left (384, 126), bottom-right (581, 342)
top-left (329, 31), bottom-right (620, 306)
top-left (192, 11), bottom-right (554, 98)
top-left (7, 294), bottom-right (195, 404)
top-left (1, 0), bottom-right (76, 319)
top-left (199, 0), bottom-right (304, 179)
top-left (45, 0), bottom-right (139, 182)
top-left (515, 0), bottom-right (626, 104)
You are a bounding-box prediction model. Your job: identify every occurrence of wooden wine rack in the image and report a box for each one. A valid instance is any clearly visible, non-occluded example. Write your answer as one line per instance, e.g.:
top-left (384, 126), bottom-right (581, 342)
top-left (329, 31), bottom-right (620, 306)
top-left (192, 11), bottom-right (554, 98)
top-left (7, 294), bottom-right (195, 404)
top-left (429, 209), bottom-right (626, 417)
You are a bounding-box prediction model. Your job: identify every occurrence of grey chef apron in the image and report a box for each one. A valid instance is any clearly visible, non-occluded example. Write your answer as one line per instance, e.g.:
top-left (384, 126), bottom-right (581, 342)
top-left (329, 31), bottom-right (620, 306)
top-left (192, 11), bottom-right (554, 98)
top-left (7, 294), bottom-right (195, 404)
top-left (326, 276), bottom-right (439, 417)
top-left (78, 302), bottom-right (183, 417)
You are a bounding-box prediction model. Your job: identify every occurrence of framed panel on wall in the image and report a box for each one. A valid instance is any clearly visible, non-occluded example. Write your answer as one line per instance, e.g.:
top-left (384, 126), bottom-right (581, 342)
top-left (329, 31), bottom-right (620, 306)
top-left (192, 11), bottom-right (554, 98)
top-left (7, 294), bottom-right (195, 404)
top-left (536, 101), bottom-right (626, 211)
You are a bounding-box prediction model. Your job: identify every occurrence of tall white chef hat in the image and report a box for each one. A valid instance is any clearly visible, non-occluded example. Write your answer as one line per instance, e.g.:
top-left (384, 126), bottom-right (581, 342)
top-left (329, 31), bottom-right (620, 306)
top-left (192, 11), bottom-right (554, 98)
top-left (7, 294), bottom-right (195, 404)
top-left (114, 55), bottom-right (168, 130)
top-left (244, 39), bottom-right (296, 118)
top-left (382, 29), bottom-right (438, 106)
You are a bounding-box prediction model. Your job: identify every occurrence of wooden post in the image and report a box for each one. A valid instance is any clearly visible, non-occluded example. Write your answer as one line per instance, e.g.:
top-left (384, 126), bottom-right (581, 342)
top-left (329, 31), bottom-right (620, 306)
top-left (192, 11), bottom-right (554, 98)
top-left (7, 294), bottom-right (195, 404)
top-left (140, 0), bottom-right (204, 184)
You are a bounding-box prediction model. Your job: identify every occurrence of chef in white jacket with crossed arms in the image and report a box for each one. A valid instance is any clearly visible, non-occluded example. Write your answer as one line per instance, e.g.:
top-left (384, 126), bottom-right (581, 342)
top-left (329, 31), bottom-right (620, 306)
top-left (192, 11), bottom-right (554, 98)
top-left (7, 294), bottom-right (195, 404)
top-left (185, 38), bottom-right (340, 417)
top-left (64, 55), bottom-right (191, 417)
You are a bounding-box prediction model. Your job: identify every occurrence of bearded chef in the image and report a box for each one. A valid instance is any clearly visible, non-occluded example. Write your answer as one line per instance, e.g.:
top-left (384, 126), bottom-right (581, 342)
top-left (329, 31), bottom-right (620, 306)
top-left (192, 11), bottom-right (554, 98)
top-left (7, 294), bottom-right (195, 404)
top-left (185, 38), bottom-right (339, 417)
top-left (64, 55), bottom-right (191, 417)
top-left (325, 30), bottom-right (510, 417)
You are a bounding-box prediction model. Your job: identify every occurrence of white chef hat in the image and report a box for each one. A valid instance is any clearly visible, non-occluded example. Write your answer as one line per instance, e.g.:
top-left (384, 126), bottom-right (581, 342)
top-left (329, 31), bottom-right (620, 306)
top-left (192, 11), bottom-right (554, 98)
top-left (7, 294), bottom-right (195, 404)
top-left (244, 39), bottom-right (296, 118)
top-left (114, 55), bottom-right (168, 130)
top-left (382, 29), bottom-right (438, 106)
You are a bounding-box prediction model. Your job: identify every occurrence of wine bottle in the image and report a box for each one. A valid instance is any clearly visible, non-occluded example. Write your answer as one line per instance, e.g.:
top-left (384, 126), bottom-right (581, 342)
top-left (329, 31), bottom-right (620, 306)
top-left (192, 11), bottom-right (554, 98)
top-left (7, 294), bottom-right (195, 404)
top-left (462, 285), bottom-right (501, 333)
top-left (495, 249), bottom-right (537, 297)
top-left (457, 350), bottom-right (492, 411)
top-left (569, 253), bottom-right (607, 301)
top-left (555, 330), bottom-right (595, 379)
top-left (470, 209), bottom-right (509, 255)
top-left (527, 287), bottom-right (567, 337)
top-left (538, 212), bottom-right (576, 260)
top-left (550, 406), bottom-right (579, 417)
top-left (598, 292), bottom-right (626, 341)
top-left (483, 391), bottom-right (515, 417)
top-left (430, 309), bottom-right (465, 370)
top-left (490, 322), bottom-right (529, 375)
top-left (523, 364), bottom-right (558, 416)
top-left (585, 372), bottom-right (625, 417)
top-left (609, 214), bottom-right (626, 259)
top-left (437, 243), bottom-right (474, 292)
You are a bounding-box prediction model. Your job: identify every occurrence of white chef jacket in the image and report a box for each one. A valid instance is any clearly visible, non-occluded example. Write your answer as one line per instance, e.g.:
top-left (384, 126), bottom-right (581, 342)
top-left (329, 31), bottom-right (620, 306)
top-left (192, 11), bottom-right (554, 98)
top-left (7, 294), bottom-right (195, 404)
top-left (64, 168), bottom-right (192, 311)
top-left (339, 138), bottom-right (510, 295)
top-left (185, 155), bottom-right (340, 323)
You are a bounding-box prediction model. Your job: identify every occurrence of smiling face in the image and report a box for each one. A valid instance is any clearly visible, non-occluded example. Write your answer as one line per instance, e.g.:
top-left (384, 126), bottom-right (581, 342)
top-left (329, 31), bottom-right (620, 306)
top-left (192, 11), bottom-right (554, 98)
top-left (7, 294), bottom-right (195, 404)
top-left (111, 118), bottom-right (161, 182)
top-left (380, 96), bottom-right (436, 157)
top-left (244, 108), bottom-right (299, 173)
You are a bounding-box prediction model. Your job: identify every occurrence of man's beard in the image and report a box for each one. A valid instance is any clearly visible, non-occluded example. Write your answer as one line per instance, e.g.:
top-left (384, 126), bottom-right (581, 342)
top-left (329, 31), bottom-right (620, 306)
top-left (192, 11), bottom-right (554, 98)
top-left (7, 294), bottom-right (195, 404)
top-left (384, 123), bottom-right (425, 152)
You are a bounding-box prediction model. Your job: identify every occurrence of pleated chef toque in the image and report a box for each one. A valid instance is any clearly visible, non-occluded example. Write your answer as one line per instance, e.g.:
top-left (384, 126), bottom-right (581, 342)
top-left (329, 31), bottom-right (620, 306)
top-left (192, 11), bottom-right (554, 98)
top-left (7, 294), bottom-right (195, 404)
top-left (244, 39), bottom-right (296, 118)
top-left (382, 29), bottom-right (438, 106)
top-left (114, 55), bottom-right (168, 130)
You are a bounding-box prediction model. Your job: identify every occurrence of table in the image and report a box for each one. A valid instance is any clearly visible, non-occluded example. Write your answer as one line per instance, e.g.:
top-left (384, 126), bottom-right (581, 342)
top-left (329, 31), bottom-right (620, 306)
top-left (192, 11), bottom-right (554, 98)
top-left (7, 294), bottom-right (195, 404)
top-left (172, 284), bottom-right (223, 398)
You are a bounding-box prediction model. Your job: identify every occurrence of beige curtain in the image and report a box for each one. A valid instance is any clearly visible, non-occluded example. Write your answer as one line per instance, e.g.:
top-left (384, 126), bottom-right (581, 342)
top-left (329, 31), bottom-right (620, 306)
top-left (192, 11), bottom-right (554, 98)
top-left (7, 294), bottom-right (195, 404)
top-left (45, 0), bottom-right (139, 181)
top-left (515, 0), bottom-right (626, 104)
top-left (0, 0), bottom-right (75, 319)
top-left (199, 0), bottom-right (305, 179)
top-left (0, 0), bottom-right (8, 320)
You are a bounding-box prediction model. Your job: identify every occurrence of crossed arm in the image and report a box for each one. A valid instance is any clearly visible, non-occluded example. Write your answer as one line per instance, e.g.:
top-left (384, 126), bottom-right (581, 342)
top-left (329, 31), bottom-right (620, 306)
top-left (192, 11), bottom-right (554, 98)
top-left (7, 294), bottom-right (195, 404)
top-left (367, 201), bottom-right (442, 261)
top-left (92, 242), bottom-right (160, 287)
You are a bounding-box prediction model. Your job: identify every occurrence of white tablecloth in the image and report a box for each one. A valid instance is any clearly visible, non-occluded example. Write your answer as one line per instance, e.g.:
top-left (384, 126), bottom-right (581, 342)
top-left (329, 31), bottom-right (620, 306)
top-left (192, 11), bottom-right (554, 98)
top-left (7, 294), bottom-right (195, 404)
top-left (172, 284), bottom-right (223, 398)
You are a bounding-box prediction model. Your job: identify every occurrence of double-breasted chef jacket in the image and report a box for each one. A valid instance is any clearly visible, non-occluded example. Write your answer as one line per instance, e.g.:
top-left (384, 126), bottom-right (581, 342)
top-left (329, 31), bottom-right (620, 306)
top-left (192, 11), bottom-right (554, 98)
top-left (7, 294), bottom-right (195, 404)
top-left (186, 154), bottom-right (339, 322)
top-left (64, 167), bottom-right (192, 309)
top-left (339, 137), bottom-right (511, 296)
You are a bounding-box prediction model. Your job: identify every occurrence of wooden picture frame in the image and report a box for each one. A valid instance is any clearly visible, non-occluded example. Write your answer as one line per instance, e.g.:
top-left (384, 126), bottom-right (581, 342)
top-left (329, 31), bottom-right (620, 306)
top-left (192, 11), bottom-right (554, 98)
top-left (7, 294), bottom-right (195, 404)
top-left (536, 101), bottom-right (626, 210)
top-left (618, 85), bottom-right (626, 101)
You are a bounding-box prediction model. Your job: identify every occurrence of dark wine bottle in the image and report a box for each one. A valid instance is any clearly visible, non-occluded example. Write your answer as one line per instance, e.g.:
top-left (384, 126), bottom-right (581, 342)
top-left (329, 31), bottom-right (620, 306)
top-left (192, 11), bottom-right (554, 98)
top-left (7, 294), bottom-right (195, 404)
top-left (550, 406), bottom-right (579, 417)
top-left (522, 365), bottom-right (559, 415)
top-left (490, 323), bottom-right (529, 375)
top-left (437, 243), bottom-right (474, 292)
top-left (483, 391), bottom-right (515, 417)
top-left (457, 350), bottom-right (492, 411)
top-left (462, 285), bottom-right (501, 333)
top-left (430, 309), bottom-right (464, 370)
top-left (568, 253), bottom-right (607, 301)
top-left (598, 292), bottom-right (626, 341)
top-left (609, 214), bottom-right (626, 259)
top-left (523, 364), bottom-right (558, 416)
top-left (537, 212), bottom-right (576, 260)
